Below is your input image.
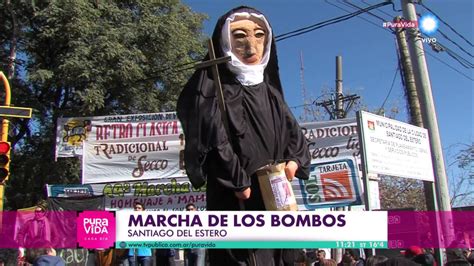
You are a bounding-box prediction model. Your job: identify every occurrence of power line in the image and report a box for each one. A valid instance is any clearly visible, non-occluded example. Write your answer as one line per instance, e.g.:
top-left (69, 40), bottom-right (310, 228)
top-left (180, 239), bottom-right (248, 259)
top-left (275, 1), bottom-right (392, 42)
top-left (411, 33), bottom-right (474, 69)
top-left (324, 0), bottom-right (393, 33)
top-left (341, 0), bottom-right (388, 25)
top-left (348, 0), bottom-right (473, 70)
top-left (425, 50), bottom-right (474, 81)
top-left (435, 28), bottom-right (473, 58)
top-left (131, 2), bottom-right (393, 84)
top-left (132, 2), bottom-right (393, 83)
top-left (361, 0), bottom-right (396, 18)
top-left (327, 0), bottom-right (473, 80)
top-left (133, 1), bottom-right (472, 85)
top-left (290, 93), bottom-right (332, 109)
top-left (413, 12), bottom-right (473, 59)
top-left (345, 0), bottom-right (473, 67)
top-left (418, 2), bottom-right (473, 47)
top-left (379, 64), bottom-right (400, 113)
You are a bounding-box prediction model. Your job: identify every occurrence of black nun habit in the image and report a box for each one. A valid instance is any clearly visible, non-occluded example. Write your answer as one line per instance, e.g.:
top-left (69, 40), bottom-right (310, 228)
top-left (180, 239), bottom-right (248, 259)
top-left (177, 6), bottom-right (311, 265)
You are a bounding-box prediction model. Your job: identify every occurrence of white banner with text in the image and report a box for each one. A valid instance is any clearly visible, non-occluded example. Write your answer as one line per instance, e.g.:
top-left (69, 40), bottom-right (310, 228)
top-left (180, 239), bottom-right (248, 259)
top-left (359, 111), bottom-right (434, 181)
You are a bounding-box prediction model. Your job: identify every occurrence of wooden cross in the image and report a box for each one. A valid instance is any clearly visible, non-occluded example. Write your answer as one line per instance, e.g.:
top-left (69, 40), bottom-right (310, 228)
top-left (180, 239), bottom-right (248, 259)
top-left (194, 39), bottom-right (231, 136)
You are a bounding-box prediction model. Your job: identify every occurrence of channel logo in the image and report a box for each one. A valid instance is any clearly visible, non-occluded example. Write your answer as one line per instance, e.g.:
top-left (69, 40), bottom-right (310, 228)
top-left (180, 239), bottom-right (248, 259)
top-left (77, 211), bottom-right (116, 249)
top-left (419, 14), bottom-right (439, 35)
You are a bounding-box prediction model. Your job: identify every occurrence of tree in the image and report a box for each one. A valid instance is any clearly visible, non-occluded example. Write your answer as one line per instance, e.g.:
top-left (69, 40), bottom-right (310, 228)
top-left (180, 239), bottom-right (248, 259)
top-left (379, 176), bottom-right (426, 210)
top-left (446, 143), bottom-right (474, 207)
top-left (0, 0), bottom-right (206, 209)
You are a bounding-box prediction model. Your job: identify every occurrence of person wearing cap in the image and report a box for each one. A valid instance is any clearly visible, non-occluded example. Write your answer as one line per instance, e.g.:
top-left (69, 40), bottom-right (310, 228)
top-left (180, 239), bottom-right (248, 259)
top-left (177, 5), bottom-right (311, 265)
top-left (402, 246), bottom-right (435, 265)
top-left (402, 246), bottom-right (424, 259)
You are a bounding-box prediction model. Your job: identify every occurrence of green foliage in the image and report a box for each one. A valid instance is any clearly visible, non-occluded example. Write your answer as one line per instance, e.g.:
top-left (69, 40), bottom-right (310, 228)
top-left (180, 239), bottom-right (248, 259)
top-left (0, 0), bottom-right (206, 209)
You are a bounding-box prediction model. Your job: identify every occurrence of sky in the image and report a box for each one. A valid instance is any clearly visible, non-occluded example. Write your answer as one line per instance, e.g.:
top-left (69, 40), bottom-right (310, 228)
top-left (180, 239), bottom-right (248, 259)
top-left (183, 0), bottom-right (473, 165)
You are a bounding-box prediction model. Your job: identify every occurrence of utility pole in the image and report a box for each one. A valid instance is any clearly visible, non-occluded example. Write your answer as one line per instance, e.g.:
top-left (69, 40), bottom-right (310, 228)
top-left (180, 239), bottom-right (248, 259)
top-left (395, 15), bottom-right (444, 263)
top-left (334, 55), bottom-right (344, 264)
top-left (395, 17), bottom-right (423, 127)
top-left (394, 16), bottom-right (438, 212)
top-left (401, 1), bottom-right (452, 263)
top-left (315, 56), bottom-right (359, 120)
top-left (314, 57), bottom-right (361, 261)
top-left (401, 0), bottom-right (451, 212)
top-left (335, 56), bottom-right (344, 119)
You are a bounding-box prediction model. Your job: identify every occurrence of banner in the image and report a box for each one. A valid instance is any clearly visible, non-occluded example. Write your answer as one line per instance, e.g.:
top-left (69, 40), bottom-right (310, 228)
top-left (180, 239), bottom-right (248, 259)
top-left (46, 177), bottom-right (206, 211)
top-left (358, 111), bottom-right (434, 181)
top-left (77, 112), bottom-right (183, 184)
top-left (55, 112), bottom-right (181, 158)
top-left (297, 118), bottom-right (363, 209)
top-left (47, 196), bottom-right (105, 211)
top-left (82, 137), bottom-right (184, 184)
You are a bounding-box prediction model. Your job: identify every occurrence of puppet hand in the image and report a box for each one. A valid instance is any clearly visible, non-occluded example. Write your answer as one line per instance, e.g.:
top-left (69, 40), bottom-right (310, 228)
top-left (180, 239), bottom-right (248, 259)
top-left (285, 160), bottom-right (298, 181)
top-left (18, 247), bottom-right (25, 258)
top-left (235, 187), bottom-right (251, 200)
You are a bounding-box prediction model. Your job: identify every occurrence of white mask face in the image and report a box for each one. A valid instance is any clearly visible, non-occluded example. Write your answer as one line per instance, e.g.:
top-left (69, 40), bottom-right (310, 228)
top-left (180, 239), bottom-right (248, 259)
top-left (220, 12), bottom-right (272, 86)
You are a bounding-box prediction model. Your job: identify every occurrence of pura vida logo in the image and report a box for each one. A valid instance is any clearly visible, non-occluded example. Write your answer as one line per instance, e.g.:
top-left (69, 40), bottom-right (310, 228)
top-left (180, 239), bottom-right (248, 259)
top-left (84, 217), bottom-right (109, 234)
top-left (77, 211), bottom-right (116, 249)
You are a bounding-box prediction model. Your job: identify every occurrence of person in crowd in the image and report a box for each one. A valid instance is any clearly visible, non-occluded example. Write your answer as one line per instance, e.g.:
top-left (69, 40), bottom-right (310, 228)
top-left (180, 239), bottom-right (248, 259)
top-left (128, 202), bottom-right (152, 266)
top-left (304, 249), bottom-right (317, 266)
top-left (338, 249), bottom-right (364, 266)
top-left (467, 249), bottom-right (474, 265)
top-left (314, 250), bottom-right (328, 266)
top-left (25, 241), bottom-right (65, 266)
top-left (184, 203), bottom-right (206, 266)
top-left (379, 257), bottom-right (420, 266)
top-left (446, 248), bottom-right (471, 266)
top-left (17, 205), bottom-right (56, 247)
top-left (365, 255), bottom-right (388, 266)
top-left (322, 259), bottom-right (338, 266)
top-left (177, 5), bottom-right (310, 265)
top-left (155, 249), bottom-right (176, 266)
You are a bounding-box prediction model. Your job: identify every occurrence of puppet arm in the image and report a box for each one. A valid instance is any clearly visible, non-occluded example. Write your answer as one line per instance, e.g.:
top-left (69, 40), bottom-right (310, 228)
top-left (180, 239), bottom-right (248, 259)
top-left (282, 104), bottom-right (311, 180)
top-left (213, 126), bottom-right (252, 199)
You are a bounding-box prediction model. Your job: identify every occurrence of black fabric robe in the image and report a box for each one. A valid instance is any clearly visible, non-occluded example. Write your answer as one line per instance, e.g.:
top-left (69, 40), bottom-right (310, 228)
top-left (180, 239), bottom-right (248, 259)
top-left (177, 6), bottom-right (311, 266)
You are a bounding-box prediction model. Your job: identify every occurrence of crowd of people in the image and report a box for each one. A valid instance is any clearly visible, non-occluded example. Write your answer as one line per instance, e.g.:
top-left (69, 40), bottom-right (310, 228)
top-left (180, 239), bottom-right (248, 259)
top-left (299, 246), bottom-right (474, 266)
